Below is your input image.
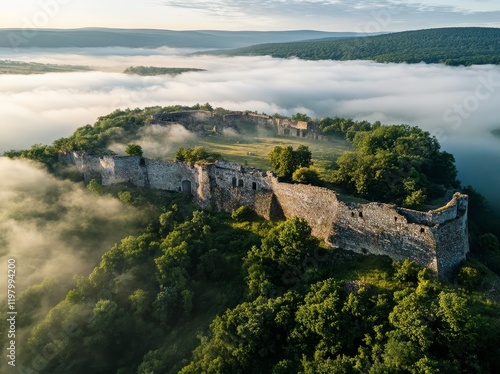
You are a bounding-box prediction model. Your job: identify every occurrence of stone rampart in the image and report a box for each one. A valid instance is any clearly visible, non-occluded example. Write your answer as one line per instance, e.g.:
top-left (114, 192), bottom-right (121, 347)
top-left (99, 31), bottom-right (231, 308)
top-left (149, 110), bottom-right (328, 140)
top-left (152, 110), bottom-right (213, 124)
top-left (60, 151), bottom-right (469, 280)
top-left (223, 112), bottom-right (273, 126)
top-left (269, 180), bottom-right (440, 272)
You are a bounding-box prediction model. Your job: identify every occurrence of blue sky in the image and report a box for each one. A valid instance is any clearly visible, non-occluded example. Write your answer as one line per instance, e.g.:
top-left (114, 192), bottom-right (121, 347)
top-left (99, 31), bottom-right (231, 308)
top-left (1, 0), bottom-right (500, 31)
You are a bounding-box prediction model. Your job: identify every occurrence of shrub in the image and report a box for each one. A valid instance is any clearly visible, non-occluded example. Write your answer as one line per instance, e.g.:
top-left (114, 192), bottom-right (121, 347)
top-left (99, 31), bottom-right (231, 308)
top-left (125, 143), bottom-right (143, 156)
top-left (479, 233), bottom-right (499, 252)
top-left (292, 167), bottom-right (321, 185)
top-left (457, 263), bottom-right (485, 289)
top-left (232, 206), bottom-right (253, 222)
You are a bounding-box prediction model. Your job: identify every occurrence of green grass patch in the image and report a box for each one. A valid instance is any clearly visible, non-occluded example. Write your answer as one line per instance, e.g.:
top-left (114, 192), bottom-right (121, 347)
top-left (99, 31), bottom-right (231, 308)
top-left (153, 120), bottom-right (351, 182)
top-left (329, 250), bottom-right (395, 289)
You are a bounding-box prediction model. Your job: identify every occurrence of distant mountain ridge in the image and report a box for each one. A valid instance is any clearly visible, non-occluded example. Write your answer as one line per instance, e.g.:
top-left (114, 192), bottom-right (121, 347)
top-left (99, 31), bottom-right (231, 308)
top-left (198, 27), bottom-right (500, 66)
top-left (0, 28), bottom-right (363, 49)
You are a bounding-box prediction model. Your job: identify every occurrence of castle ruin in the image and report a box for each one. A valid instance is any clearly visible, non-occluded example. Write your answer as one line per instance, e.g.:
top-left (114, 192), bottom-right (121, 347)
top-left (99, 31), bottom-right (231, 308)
top-left (61, 151), bottom-right (469, 281)
top-left (152, 110), bottom-right (325, 140)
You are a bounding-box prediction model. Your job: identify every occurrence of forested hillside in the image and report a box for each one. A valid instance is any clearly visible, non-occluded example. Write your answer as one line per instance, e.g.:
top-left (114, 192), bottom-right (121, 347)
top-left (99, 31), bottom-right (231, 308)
top-left (0, 60), bottom-right (91, 74)
top-left (1, 197), bottom-right (498, 373)
top-left (202, 27), bottom-right (500, 66)
top-left (124, 66), bottom-right (206, 76)
top-left (0, 28), bottom-right (360, 49)
top-left (3, 105), bottom-right (500, 373)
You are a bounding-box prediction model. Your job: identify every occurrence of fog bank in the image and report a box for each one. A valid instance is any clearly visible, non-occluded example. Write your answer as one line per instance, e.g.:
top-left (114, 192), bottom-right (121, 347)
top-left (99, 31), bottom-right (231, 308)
top-left (0, 49), bottom-right (499, 210)
top-left (0, 158), bottom-right (143, 301)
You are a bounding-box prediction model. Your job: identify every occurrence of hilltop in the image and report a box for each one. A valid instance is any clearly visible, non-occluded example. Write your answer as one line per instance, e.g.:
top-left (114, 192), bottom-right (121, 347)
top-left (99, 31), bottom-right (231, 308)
top-left (3, 105), bottom-right (500, 373)
top-left (2, 105), bottom-right (464, 209)
top-left (199, 27), bottom-right (500, 66)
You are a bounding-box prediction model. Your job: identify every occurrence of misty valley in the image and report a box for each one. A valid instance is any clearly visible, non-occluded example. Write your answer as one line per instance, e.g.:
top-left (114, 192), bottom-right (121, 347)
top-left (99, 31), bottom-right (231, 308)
top-left (1, 27), bottom-right (500, 373)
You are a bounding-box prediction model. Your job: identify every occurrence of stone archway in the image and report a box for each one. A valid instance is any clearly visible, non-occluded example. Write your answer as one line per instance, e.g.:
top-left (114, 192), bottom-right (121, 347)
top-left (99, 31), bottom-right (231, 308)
top-left (182, 180), bottom-right (192, 193)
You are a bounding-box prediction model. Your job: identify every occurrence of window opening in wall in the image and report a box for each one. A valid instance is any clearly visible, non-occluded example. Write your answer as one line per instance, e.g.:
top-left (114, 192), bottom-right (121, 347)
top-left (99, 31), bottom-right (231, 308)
top-left (252, 182), bottom-right (257, 190)
top-left (359, 212), bottom-right (363, 218)
top-left (361, 248), bottom-right (368, 254)
top-left (182, 180), bottom-right (192, 193)
top-left (351, 212), bottom-right (355, 218)
top-left (420, 228), bottom-right (425, 233)
top-left (394, 217), bottom-right (398, 222)
top-left (139, 158), bottom-right (146, 166)
top-left (238, 179), bottom-right (244, 187)
top-left (232, 177), bottom-right (237, 187)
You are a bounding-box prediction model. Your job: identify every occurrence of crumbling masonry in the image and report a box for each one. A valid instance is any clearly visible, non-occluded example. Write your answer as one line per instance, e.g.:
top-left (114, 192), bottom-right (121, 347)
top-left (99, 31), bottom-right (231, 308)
top-left (61, 151), bottom-right (469, 280)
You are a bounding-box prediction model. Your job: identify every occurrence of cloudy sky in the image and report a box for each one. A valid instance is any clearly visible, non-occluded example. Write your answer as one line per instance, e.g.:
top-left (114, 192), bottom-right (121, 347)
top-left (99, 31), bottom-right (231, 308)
top-left (1, 0), bottom-right (500, 31)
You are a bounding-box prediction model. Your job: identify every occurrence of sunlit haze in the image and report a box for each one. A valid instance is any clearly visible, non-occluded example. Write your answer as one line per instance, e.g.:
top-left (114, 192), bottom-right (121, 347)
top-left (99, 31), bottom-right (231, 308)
top-left (1, 0), bottom-right (500, 31)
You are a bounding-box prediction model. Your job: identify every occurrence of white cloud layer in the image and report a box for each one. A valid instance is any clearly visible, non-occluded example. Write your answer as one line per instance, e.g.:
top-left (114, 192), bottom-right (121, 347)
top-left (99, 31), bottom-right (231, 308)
top-left (0, 49), bottom-right (499, 209)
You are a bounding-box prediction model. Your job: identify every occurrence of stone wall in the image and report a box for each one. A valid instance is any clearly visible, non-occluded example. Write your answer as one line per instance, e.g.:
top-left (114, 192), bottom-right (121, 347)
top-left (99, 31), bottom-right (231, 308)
top-left (269, 180), bottom-right (440, 272)
top-left (61, 151), bottom-right (470, 280)
top-left (201, 162), bottom-right (276, 217)
top-left (432, 195), bottom-right (469, 279)
top-left (397, 197), bottom-right (462, 226)
top-left (269, 179), bottom-right (341, 240)
top-left (274, 118), bottom-right (325, 140)
top-left (152, 110), bottom-right (213, 124)
top-left (149, 110), bottom-right (328, 140)
top-left (59, 152), bottom-right (101, 182)
top-left (222, 112), bottom-right (273, 126)
top-left (145, 159), bottom-right (196, 192)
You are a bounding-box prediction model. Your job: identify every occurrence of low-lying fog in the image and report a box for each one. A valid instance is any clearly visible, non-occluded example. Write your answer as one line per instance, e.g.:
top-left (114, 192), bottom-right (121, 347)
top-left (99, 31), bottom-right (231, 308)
top-left (1, 47), bottom-right (499, 211)
top-left (0, 158), bottom-right (144, 301)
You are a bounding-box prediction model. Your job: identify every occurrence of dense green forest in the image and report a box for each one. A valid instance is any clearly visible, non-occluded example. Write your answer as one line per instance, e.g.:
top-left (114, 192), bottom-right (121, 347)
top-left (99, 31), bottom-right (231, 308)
top-left (333, 124), bottom-right (459, 208)
top-left (0, 60), bottom-right (91, 74)
top-left (124, 66), bottom-right (206, 76)
top-left (3, 105), bottom-right (500, 372)
top-left (1, 188), bottom-right (499, 373)
top-left (203, 27), bottom-right (500, 66)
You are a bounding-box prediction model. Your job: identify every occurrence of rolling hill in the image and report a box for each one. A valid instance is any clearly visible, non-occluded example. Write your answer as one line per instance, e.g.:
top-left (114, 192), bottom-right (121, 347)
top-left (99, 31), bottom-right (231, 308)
top-left (0, 28), bottom-right (362, 49)
top-left (198, 27), bottom-right (500, 66)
